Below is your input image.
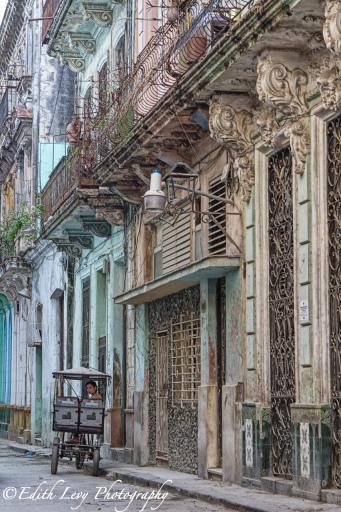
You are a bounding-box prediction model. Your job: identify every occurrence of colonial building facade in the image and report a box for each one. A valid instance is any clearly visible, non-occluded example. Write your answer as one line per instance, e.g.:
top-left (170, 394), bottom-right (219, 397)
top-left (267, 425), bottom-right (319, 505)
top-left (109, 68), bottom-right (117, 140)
top-left (0, 0), bottom-right (340, 506)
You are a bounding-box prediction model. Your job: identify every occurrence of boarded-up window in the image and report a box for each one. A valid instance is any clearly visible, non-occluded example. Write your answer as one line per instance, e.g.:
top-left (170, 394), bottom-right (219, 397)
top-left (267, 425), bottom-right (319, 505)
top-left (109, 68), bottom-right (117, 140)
top-left (171, 313), bottom-right (200, 407)
top-left (162, 203), bottom-right (191, 274)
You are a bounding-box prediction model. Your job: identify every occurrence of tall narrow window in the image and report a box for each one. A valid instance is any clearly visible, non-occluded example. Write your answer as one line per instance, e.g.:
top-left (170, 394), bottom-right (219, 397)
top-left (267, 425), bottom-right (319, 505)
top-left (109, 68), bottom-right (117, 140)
top-left (81, 279), bottom-right (90, 368)
top-left (268, 147), bottom-right (295, 478)
top-left (327, 114), bottom-right (341, 487)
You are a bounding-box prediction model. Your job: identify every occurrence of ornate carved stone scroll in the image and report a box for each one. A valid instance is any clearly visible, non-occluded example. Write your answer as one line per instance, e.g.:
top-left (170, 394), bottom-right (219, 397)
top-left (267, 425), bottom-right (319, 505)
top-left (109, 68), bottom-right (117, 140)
top-left (316, 58), bottom-right (341, 111)
top-left (81, 2), bottom-right (113, 27)
top-left (209, 95), bottom-right (255, 202)
top-left (311, 1), bottom-right (341, 111)
top-left (323, 0), bottom-right (341, 56)
top-left (256, 52), bottom-right (312, 174)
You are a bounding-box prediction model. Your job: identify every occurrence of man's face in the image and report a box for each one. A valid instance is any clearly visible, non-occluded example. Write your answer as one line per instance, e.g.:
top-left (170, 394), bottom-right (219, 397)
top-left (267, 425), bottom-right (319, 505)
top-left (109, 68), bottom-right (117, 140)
top-left (86, 384), bottom-right (96, 395)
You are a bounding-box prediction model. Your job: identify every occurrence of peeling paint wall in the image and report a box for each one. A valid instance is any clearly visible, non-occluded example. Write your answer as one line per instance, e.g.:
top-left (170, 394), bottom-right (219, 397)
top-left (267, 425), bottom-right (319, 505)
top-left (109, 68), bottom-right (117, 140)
top-left (28, 242), bottom-right (66, 446)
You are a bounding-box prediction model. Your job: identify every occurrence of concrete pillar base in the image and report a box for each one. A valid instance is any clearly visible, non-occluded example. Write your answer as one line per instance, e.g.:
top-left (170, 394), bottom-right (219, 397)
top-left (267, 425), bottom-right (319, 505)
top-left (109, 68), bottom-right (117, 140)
top-left (198, 384), bottom-right (218, 478)
top-left (133, 390), bottom-right (149, 466)
top-left (222, 385), bottom-right (242, 484)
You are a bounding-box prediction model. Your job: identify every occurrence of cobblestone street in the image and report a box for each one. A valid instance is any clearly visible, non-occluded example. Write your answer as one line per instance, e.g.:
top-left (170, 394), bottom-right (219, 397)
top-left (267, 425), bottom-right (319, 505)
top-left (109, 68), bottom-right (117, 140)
top-left (0, 445), bottom-right (230, 512)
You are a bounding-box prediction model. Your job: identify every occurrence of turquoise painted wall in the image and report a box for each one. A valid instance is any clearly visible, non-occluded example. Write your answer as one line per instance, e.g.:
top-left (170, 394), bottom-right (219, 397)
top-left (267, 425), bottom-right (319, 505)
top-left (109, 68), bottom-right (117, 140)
top-left (0, 294), bottom-right (12, 404)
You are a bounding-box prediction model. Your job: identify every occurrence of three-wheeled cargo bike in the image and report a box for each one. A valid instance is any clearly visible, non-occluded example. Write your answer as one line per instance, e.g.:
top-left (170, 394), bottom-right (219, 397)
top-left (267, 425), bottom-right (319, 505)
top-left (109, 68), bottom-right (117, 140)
top-left (50, 367), bottom-right (110, 477)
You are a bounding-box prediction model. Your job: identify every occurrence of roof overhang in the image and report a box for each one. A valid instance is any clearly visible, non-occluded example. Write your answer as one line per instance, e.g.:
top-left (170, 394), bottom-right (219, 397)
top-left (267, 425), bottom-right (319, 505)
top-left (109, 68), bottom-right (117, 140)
top-left (115, 256), bottom-right (240, 305)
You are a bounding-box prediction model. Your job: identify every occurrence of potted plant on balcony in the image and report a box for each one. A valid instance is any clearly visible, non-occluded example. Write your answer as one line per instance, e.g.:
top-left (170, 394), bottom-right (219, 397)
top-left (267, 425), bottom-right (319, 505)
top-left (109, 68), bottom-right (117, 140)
top-left (181, 33), bottom-right (208, 64)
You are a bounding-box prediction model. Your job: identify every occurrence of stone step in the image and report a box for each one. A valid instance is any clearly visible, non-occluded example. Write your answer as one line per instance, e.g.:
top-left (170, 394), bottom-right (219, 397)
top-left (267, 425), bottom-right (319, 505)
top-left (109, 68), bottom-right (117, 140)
top-left (208, 467), bottom-right (223, 481)
top-left (110, 447), bottom-right (133, 464)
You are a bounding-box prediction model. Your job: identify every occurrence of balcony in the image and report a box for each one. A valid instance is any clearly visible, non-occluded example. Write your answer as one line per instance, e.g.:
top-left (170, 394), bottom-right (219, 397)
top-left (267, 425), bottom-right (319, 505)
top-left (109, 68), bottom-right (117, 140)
top-left (42, 0), bottom-right (63, 44)
top-left (74, 0), bottom-right (256, 181)
top-left (41, 153), bottom-right (97, 227)
top-left (0, 83), bottom-right (32, 178)
top-left (40, 150), bottom-right (123, 253)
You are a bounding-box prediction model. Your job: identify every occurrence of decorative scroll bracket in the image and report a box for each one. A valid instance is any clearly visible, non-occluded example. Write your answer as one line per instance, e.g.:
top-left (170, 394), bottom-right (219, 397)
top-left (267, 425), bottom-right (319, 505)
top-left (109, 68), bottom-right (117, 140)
top-left (209, 95), bottom-right (256, 202)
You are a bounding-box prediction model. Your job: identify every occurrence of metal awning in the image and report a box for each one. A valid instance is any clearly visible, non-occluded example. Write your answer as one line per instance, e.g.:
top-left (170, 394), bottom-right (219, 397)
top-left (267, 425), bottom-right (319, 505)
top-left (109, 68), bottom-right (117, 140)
top-left (52, 367), bottom-right (110, 380)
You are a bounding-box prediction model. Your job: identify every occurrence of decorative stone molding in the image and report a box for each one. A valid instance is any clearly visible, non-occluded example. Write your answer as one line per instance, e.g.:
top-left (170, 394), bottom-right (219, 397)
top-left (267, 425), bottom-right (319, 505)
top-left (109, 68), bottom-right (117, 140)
top-left (0, 257), bottom-right (32, 301)
top-left (62, 52), bottom-right (86, 72)
top-left (209, 95), bottom-right (256, 202)
top-left (67, 32), bottom-right (96, 54)
top-left (53, 239), bottom-right (82, 259)
top-left (77, 188), bottom-right (125, 225)
top-left (50, 37), bottom-right (86, 72)
top-left (95, 208), bottom-right (124, 225)
top-left (80, 216), bottom-right (112, 237)
top-left (284, 118), bottom-right (310, 175)
top-left (316, 57), bottom-right (341, 111)
top-left (255, 107), bottom-right (279, 148)
top-left (81, 2), bottom-right (113, 27)
top-left (323, 0), bottom-right (341, 56)
top-left (65, 230), bottom-right (94, 250)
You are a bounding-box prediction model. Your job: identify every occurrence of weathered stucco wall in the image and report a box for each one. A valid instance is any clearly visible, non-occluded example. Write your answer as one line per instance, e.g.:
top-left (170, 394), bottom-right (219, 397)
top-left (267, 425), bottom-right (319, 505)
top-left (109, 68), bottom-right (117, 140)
top-left (28, 242), bottom-right (66, 446)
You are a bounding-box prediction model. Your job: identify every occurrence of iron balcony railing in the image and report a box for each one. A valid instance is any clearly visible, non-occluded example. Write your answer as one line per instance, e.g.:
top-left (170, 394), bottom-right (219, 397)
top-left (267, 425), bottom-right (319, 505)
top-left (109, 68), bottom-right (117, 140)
top-left (74, 0), bottom-right (257, 175)
top-left (40, 151), bottom-right (97, 225)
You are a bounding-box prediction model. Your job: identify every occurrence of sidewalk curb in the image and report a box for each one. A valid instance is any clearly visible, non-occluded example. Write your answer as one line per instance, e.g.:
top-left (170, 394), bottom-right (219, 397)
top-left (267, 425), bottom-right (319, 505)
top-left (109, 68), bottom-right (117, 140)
top-left (5, 443), bottom-right (340, 512)
top-left (107, 469), bottom-right (272, 512)
top-left (7, 442), bottom-right (51, 458)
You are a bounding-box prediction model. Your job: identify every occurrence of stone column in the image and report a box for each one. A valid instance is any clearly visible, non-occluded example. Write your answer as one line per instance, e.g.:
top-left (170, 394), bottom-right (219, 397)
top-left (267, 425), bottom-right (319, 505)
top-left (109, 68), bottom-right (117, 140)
top-left (104, 255), bottom-right (125, 457)
top-left (72, 268), bottom-right (82, 371)
top-left (223, 269), bottom-right (243, 484)
top-left (89, 264), bottom-right (97, 368)
top-left (198, 279), bottom-right (218, 478)
top-left (133, 303), bottom-right (149, 465)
